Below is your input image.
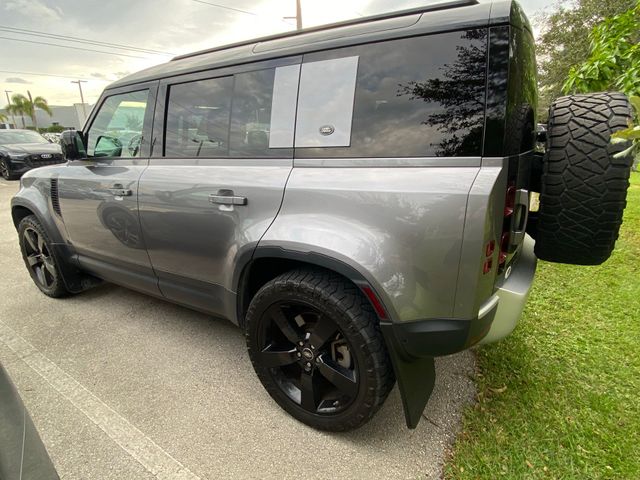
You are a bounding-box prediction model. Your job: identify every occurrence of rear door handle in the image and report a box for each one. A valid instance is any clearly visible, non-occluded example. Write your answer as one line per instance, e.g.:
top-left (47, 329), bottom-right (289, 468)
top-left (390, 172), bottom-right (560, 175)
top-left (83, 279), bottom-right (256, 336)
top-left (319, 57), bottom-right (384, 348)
top-left (209, 189), bottom-right (247, 206)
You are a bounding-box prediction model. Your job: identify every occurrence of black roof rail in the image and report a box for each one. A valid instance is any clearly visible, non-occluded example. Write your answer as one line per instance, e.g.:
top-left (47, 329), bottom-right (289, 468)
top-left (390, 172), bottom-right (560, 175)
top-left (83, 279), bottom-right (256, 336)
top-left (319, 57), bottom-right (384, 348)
top-left (172, 0), bottom-right (478, 61)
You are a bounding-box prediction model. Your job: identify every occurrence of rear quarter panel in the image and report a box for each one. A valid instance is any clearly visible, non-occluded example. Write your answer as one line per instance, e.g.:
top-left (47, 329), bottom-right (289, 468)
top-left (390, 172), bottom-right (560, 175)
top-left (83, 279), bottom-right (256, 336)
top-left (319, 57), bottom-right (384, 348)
top-left (260, 165), bottom-right (479, 322)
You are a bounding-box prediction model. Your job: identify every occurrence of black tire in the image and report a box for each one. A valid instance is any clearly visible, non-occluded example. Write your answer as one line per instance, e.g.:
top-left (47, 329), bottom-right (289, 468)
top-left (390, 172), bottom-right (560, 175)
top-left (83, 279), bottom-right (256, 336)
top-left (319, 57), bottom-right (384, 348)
top-left (535, 92), bottom-right (634, 265)
top-left (18, 215), bottom-right (69, 298)
top-left (0, 158), bottom-right (17, 180)
top-left (246, 268), bottom-right (395, 431)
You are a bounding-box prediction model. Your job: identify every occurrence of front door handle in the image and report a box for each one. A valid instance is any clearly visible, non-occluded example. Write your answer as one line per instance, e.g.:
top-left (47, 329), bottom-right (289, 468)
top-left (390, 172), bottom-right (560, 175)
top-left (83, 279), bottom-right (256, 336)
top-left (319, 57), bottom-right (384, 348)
top-left (109, 184), bottom-right (132, 197)
top-left (209, 189), bottom-right (247, 206)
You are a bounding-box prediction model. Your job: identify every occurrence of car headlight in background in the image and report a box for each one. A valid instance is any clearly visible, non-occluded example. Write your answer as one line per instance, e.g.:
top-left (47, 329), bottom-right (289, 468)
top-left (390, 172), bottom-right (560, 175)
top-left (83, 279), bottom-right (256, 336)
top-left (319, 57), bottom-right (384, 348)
top-left (8, 152), bottom-right (28, 161)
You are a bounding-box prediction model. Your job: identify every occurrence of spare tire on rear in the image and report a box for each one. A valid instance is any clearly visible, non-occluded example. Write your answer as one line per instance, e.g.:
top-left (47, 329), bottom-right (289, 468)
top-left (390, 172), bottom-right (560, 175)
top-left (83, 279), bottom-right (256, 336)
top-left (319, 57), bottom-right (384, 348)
top-left (534, 92), bottom-right (634, 265)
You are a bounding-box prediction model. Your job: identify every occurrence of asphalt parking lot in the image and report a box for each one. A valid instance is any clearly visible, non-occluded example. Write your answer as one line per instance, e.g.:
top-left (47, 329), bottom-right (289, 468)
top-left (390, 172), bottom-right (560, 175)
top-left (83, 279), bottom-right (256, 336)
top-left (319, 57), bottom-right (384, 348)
top-left (0, 177), bottom-right (475, 480)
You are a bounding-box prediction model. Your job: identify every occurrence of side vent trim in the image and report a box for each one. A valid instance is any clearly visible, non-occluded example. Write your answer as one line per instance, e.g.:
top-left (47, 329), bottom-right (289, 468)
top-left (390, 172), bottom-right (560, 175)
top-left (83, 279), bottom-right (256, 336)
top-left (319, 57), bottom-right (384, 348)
top-left (51, 178), bottom-right (62, 217)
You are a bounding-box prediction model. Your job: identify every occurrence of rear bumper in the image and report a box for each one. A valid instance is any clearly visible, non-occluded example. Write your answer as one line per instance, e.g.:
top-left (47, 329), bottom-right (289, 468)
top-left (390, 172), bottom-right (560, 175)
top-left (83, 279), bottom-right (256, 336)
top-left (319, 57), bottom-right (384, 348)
top-left (381, 235), bottom-right (536, 357)
top-left (479, 234), bottom-right (537, 344)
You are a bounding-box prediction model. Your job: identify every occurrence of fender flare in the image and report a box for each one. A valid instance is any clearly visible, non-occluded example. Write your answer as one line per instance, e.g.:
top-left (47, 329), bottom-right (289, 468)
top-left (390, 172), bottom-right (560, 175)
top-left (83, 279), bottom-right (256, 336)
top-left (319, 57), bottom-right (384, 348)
top-left (11, 197), bottom-right (94, 293)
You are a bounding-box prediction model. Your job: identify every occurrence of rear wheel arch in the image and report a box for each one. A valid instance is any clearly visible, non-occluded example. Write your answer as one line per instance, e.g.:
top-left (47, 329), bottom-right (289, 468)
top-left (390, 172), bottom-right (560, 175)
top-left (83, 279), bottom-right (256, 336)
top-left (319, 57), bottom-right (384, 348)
top-left (236, 248), bottom-right (389, 329)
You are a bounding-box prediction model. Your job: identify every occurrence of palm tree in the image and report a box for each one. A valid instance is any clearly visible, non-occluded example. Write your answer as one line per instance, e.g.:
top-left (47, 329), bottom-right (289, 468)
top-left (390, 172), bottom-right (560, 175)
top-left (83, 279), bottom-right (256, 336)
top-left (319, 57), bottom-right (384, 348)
top-left (7, 95), bottom-right (28, 128)
top-left (8, 92), bottom-right (52, 130)
top-left (0, 112), bottom-right (7, 123)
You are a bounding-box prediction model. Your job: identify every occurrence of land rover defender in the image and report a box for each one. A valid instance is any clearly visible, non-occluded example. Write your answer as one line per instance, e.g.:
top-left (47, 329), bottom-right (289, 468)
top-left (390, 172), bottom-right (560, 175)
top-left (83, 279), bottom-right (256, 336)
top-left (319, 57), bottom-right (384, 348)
top-left (11, 0), bottom-right (634, 430)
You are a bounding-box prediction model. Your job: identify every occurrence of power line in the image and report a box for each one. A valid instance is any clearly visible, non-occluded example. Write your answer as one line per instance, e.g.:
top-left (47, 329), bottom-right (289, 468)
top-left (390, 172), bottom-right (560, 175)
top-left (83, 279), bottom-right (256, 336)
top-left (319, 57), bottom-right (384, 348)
top-left (0, 36), bottom-right (148, 59)
top-left (191, 0), bottom-right (259, 16)
top-left (191, 0), bottom-right (293, 25)
top-left (0, 70), bottom-right (91, 80)
top-left (0, 25), bottom-right (175, 56)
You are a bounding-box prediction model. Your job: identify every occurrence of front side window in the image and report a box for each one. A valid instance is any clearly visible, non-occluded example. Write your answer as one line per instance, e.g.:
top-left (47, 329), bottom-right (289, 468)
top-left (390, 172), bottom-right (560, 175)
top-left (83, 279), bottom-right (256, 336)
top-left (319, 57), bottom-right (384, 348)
top-left (87, 90), bottom-right (149, 158)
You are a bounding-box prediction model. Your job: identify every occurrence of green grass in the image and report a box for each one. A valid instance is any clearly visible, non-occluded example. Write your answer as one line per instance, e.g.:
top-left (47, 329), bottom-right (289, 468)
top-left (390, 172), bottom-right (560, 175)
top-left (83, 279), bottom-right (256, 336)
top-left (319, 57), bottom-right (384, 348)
top-left (445, 172), bottom-right (640, 480)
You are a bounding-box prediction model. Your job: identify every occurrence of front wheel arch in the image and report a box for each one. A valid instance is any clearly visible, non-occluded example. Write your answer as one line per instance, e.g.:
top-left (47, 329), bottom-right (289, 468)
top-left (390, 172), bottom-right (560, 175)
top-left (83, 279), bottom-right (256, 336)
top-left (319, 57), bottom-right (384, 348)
top-left (12, 205), bottom-right (34, 230)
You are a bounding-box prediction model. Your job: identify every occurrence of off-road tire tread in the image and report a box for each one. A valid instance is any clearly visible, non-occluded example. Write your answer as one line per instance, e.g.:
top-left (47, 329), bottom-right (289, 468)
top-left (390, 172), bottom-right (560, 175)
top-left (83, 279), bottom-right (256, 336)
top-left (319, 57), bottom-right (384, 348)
top-left (246, 268), bottom-right (395, 431)
top-left (535, 92), bottom-right (633, 265)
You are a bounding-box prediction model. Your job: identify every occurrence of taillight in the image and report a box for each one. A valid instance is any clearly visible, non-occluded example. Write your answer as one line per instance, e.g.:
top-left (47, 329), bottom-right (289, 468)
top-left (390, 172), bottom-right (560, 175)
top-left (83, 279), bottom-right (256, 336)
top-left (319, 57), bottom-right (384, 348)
top-left (483, 239), bottom-right (495, 274)
top-left (504, 185), bottom-right (516, 217)
top-left (499, 232), bottom-right (509, 265)
top-left (499, 183), bottom-right (516, 270)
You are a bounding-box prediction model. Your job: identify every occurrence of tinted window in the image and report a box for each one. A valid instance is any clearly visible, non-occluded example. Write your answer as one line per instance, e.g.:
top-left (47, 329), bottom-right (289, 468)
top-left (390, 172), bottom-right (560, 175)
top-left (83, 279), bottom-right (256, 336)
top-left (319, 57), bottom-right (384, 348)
top-left (164, 65), bottom-right (299, 158)
top-left (296, 29), bottom-right (487, 158)
top-left (87, 90), bottom-right (148, 158)
top-left (165, 76), bottom-right (233, 157)
top-left (229, 69), bottom-right (295, 157)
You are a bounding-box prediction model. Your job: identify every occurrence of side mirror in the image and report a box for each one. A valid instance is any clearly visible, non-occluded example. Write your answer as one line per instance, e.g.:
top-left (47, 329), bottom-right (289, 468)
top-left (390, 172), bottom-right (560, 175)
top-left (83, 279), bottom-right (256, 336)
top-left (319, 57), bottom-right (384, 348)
top-left (94, 135), bottom-right (122, 157)
top-left (61, 130), bottom-right (86, 160)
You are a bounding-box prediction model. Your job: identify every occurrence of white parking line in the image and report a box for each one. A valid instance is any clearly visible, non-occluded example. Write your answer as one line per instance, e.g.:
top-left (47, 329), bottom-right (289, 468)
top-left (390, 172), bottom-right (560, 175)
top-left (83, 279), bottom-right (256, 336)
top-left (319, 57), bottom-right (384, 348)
top-left (0, 320), bottom-right (200, 480)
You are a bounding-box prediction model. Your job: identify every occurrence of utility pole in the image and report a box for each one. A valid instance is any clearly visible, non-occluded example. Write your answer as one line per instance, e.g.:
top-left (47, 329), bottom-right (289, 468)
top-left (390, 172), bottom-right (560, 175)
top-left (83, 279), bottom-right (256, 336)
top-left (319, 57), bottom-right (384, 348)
top-left (71, 80), bottom-right (88, 119)
top-left (284, 0), bottom-right (302, 30)
top-left (4, 90), bottom-right (16, 127)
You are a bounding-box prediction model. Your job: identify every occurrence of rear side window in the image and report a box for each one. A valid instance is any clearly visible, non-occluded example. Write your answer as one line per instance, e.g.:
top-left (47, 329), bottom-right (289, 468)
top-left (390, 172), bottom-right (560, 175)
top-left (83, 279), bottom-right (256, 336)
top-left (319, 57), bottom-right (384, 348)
top-left (165, 76), bottom-right (233, 157)
top-left (295, 29), bottom-right (488, 158)
top-left (164, 65), bottom-right (299, 158)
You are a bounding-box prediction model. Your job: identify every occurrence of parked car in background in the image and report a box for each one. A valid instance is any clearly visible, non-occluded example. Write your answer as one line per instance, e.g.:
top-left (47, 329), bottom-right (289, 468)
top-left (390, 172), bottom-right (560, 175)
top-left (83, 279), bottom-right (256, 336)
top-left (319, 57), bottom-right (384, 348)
top-left (0, 130), bottom-right (64, 180)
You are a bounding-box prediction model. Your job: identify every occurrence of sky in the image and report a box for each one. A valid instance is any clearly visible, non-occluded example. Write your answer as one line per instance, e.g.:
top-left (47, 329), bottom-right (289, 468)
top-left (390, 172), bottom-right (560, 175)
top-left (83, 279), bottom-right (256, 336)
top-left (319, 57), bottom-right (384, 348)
top-left (0, 0), bottom-right (559, 107)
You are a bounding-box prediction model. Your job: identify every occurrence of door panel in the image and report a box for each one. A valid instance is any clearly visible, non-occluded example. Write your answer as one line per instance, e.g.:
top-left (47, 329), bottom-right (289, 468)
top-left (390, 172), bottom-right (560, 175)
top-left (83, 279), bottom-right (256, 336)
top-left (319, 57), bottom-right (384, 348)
top-left (59, 159), bottom-right (157, 292)
top-left (137, 159), bottom-right (291, 319)
top-left (138, 61), bottom-right (299, 321)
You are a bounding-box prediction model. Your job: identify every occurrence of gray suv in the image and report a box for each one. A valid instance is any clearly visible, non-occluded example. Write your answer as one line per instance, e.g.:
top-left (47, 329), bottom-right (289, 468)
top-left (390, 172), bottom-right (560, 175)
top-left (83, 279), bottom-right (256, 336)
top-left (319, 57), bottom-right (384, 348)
top-left (10, 0), bottom-right (634, 431)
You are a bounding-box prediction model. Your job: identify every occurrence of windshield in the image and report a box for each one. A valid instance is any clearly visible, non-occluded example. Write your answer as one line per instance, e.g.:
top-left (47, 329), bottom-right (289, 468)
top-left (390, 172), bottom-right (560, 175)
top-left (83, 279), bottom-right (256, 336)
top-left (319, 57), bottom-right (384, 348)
top-left (0, 130), bottom-right (50, 145)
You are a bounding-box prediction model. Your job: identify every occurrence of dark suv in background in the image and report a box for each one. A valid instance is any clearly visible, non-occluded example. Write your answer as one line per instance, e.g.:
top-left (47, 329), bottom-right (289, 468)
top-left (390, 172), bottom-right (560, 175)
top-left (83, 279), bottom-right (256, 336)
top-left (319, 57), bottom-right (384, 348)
top-left (0, 129), bottom-right (64, 180)
top-left (9, 0), bottom-right (635, 432)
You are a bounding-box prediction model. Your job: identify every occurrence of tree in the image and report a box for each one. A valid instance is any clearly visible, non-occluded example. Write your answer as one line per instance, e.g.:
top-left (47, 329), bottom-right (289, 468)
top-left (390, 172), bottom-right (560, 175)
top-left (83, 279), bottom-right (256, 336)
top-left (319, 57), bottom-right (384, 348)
top-left (563, 4), bottom-right (639, 165)
top-left (563, 4), bottom-right (639, 95)
top-left (7, 92), bottom-right (52, 129)
top-left (535, 0), bottom-right (636, 119)
top-left (0, 112), bottom-right (7, 123)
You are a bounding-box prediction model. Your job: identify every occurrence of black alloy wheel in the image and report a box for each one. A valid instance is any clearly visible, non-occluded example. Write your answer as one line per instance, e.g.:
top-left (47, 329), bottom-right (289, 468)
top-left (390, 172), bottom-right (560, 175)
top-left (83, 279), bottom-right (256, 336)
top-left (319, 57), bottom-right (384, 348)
top-left (23, 226), bottom-right (57, 289)
top-left (0, 159), bottom-right (12, 180)
top-left (246, 269), bottom-right (394, 431)
top-left (18, 215), bottom-right (68, 297)
top-left (257, 300), bottom-right (359, 415)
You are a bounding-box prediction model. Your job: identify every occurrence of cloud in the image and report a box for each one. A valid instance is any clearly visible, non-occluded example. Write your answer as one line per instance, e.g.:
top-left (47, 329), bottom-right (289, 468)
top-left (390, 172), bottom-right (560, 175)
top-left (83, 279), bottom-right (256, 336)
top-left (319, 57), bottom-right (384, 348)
top-left (90, 72), bottom-right (108, 80)
top-left (5, 77), bottom-right (30, 84)
top-left (3, 0), bottom-right (62, 22)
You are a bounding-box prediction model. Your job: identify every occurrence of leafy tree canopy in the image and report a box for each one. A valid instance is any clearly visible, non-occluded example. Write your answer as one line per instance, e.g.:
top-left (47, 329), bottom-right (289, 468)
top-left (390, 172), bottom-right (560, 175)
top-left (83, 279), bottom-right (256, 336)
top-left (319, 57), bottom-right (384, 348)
top-left (563, 3), bottom-right (640, 95)
top-left (535, 0), bottom-right (636, 119)
top-left (562, 3), bottom-right (640, 163)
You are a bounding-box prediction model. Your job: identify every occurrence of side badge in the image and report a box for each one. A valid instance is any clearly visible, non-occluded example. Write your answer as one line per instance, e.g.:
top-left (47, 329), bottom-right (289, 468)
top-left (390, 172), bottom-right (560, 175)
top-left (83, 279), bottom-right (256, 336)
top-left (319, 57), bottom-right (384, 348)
top-left (319, 125), bottom-right (335, 136)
